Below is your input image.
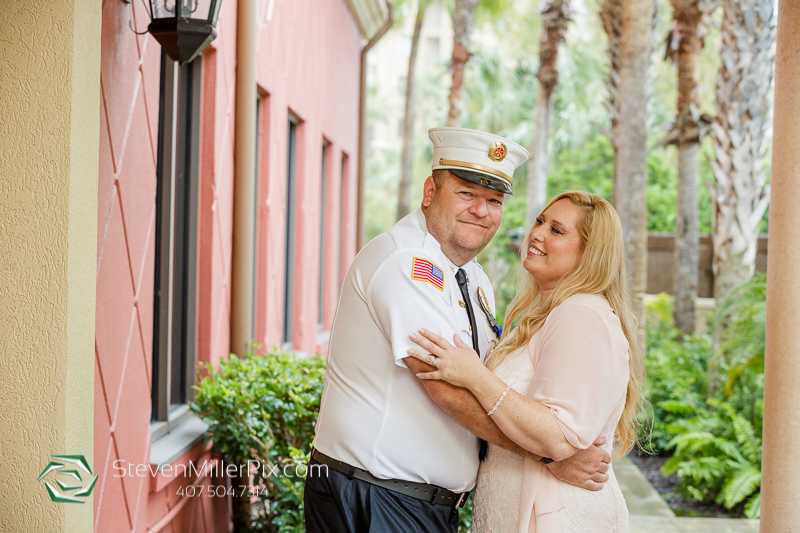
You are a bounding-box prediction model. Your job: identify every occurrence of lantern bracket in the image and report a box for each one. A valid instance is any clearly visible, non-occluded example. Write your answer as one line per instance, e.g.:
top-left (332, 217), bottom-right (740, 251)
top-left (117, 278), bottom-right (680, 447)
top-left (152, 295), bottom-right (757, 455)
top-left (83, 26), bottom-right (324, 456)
top-left (129, 20), bottom-right (149, 36)
top-left (127, 0), bottom-right (155, 36)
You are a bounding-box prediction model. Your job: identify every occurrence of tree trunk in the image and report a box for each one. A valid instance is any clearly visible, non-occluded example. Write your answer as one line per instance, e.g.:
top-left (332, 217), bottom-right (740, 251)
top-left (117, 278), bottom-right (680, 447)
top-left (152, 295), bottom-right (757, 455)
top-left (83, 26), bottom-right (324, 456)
top-left (230, 463), bottom-right (251, 532)
top-left (526, 93), bottom-right (553, 227)
top-left (600, 0), bottom-right (622, 206)
top-left (447, 0), bottom-right (478, 127)
top-left (614, 0), bottom-right (653, 346)
top-left (669, 0), bottom-right (708, 334)
top-left (525, 0), bottom-right (570, 228)
top-left (674, 143), bottom-right (699, 333)
top-left (397, 5), bottom-right (426, 221)
top-left (709, 0), bottom-right (774, 302)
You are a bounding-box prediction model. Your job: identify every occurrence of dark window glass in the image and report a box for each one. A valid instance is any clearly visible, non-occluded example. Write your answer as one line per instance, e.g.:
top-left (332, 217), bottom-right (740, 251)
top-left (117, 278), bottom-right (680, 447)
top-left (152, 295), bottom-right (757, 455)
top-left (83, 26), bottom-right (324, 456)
top-left (319, 141), bottom-right (329, 326)
top-left (339, 153), bottom-right (348, 285)
top-left (283, 119), bottom-right (298, 346)
top-left (151, 52), bottom-right (202, 435)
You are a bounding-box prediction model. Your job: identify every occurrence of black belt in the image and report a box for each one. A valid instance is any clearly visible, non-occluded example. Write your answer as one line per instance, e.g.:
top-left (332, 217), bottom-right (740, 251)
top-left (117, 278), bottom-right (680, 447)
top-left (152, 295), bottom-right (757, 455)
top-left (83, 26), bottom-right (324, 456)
top-left (310, 449), bottom-right (469, 509)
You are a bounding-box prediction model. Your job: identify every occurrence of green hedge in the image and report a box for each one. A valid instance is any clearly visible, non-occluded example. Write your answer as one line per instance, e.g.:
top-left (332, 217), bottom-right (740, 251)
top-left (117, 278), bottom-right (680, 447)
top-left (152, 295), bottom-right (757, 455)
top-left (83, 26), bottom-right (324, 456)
top-left (191, 350), bottom-right (325, 532)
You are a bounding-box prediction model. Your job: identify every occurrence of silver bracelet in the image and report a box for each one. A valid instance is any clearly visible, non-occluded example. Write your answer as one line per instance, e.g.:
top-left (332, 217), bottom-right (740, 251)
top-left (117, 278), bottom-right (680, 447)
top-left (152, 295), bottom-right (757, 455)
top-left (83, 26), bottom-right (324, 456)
top-left (487, 385), bottom-right (510, 416)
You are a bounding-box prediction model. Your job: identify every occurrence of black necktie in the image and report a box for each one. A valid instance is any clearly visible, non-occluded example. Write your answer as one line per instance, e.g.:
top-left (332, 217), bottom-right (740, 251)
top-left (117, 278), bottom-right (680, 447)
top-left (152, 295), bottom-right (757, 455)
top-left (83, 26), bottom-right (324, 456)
top-left (455, 269), bottom-right (480, 354)
top-left (456, 268), bottom-right (488, 461)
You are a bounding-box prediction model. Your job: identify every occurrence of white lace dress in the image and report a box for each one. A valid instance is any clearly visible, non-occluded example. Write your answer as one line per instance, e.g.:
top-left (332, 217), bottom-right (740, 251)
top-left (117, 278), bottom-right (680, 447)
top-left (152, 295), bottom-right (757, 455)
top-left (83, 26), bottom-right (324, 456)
top-left (473, 295), bottom-right (630, 532)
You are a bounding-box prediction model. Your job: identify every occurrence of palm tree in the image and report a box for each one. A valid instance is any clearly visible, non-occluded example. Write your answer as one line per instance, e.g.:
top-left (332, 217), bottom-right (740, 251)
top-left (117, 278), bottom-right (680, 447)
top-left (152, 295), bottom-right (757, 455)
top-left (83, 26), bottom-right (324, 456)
top-left (397, 0), bottom-right (431, 220)
top-left (614, 0), bottom-right (654, 340)
top-left (665, 0), bottom-right (712, 334)
top-left (446, 0), bottom-right (507, 127)
top-left (709, 0), bottom-right (775, 301)
top-left (525, 0), bottom-right (571, 228)
top-left (447, 0), bottom-right (479, 127)
top-left (599, 0), bottom-right (622, 203)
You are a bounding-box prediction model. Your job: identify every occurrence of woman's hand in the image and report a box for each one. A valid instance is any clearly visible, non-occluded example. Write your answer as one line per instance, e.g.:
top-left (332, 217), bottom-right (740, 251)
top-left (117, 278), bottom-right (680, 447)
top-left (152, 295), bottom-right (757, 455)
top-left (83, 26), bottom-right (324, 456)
top-left (407, 329), bottom-right (488, 389)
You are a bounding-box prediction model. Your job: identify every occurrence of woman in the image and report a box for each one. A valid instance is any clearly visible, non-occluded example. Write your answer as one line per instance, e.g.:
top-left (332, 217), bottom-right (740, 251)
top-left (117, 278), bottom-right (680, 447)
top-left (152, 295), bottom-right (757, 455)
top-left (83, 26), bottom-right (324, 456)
top-left (407, 191), bottom-right (643, 532)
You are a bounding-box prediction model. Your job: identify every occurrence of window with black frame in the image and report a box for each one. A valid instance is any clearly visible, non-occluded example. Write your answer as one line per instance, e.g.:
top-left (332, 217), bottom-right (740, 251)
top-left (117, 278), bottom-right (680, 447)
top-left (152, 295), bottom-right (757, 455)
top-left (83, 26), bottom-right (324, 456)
top-left (318, 140), bottom-right (329, 330)
top-left (253, 94), bottom-right (264, 340)
top-left (282, 117), bottom-right (298, 350)
top-left (339, 152), bottom-right (349, 285)
top-left (151, 51), bottom-right (202, 440)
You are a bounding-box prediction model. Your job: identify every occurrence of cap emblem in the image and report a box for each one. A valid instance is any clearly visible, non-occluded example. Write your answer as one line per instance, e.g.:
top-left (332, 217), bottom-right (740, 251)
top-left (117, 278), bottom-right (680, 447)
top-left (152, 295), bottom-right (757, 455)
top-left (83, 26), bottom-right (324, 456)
top-left (488, 142), bottom-right (507, 162)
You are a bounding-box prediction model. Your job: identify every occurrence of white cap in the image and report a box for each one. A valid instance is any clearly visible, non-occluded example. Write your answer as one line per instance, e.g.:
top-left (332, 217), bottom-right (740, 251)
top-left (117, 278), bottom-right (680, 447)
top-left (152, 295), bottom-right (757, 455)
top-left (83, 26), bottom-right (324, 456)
top-left (428, 127), bottom-right (529, 195)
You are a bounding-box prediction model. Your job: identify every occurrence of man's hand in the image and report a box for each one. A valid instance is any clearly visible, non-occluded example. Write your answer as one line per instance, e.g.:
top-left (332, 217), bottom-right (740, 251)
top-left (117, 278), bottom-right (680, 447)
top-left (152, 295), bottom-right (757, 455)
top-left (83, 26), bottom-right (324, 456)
top-left (545, 437), bottom-right (610, 491)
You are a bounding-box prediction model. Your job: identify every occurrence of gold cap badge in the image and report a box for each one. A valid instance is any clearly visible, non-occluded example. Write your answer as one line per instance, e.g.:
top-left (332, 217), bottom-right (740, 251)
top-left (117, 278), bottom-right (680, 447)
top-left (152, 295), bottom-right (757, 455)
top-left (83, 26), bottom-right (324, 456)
top-left (488, 142), bottom-right (507, 162)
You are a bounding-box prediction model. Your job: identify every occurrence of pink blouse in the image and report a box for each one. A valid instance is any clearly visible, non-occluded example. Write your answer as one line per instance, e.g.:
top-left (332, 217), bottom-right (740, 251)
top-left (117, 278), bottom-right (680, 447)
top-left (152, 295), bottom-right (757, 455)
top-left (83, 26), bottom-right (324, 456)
top-left (515, 293), bottom-right (631, 533)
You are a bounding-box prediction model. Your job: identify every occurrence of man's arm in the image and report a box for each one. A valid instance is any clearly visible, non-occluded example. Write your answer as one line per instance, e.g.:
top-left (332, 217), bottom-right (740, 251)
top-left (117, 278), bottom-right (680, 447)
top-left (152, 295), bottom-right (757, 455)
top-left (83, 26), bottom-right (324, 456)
top-left (405, 357), bottom-right (610, 490)
top-left (405, 357), bottom-right (530, 454)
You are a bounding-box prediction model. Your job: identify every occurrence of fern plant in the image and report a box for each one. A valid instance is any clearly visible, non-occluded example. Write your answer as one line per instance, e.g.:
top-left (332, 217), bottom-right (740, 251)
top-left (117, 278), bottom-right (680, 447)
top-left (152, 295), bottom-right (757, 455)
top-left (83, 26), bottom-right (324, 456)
top-left (712, 272), bottom-right (767, 396)
top-left (642, 278), bottom-right (766, 519)
top-left (661, 393), bottom-right (762, 517)
top-left (639, 294), bottom-right (712, 454)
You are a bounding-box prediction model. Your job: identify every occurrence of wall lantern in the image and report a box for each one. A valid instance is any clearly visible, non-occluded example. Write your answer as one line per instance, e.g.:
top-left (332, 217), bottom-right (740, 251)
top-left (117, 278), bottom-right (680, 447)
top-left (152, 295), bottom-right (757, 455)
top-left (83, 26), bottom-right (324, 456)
top-left (146, 0), bottom-right (223, 63)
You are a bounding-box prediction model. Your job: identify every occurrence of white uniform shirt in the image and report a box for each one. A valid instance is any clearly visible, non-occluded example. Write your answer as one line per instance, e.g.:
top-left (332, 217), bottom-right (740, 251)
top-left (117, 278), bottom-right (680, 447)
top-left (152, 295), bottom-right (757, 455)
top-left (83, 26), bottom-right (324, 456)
top-left (313, 209), bottom-right (498, 492)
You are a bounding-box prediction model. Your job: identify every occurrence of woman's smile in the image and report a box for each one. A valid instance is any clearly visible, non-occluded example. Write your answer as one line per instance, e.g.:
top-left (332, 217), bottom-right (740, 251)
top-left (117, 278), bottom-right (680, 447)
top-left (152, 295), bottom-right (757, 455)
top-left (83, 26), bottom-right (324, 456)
top-left (528, 244), bottom-right (546, 256)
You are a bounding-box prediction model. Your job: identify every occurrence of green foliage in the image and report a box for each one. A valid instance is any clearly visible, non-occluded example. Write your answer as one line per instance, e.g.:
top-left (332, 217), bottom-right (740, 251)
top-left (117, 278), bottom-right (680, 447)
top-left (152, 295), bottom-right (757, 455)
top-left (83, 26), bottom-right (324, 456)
top-left (191, 350), bottom-right (327, 532)
top-left (640, 294), bottom-right (712, 454)
top-left (549, 32), bottom-right (612, 154)
top-left (462, 44), bottom-right (538, 141)
top-left (713, 273), bottom-right (767, 396)
top-left (645, 143), bottom-right (714, 235)
top-left (192, 353), bottom-right (275, 467)
top-left (364, 143), bottom-right (400, 242)
top-left (547, 135), bottom-right (614, 200)
top-left (642, 277), bottom-right (766, 519)
top-left (661, 400), bottom-right (762, 516)
top-left (458, 494), bottom-right (474, 533)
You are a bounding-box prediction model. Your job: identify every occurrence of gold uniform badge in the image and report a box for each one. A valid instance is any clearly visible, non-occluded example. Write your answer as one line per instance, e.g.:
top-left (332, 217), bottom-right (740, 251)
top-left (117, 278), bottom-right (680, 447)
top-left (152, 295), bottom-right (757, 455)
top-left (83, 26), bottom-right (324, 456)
top-left (488, 142), bottom-right (507, 162)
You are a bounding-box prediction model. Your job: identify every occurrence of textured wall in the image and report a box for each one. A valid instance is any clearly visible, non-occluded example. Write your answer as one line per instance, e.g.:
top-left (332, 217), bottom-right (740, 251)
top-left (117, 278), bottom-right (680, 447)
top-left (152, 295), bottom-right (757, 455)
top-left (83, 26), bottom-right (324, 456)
top-left (0, 0), bottom-right (100, 531)
top-left (254, 0), bottom-right (363, 353)
top-left (92, 0), bottom-right (235, 530)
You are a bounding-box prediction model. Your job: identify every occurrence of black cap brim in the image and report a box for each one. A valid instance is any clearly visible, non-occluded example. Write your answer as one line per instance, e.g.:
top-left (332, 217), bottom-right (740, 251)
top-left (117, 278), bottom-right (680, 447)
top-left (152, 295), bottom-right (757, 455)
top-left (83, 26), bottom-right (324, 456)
top-left (449, 168), bottom-right (514, 195)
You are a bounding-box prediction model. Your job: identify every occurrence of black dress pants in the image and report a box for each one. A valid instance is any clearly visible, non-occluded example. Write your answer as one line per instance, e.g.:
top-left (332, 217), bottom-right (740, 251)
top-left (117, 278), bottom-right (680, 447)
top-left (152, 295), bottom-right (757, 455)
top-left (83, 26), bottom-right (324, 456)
top-left (303, 459), bottom-right (460, 533)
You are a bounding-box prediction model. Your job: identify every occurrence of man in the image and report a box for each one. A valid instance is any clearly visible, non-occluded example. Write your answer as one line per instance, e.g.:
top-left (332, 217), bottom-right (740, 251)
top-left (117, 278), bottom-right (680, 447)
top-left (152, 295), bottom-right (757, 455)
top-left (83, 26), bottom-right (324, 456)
top-left (304, 128), bottom-right (610, 532)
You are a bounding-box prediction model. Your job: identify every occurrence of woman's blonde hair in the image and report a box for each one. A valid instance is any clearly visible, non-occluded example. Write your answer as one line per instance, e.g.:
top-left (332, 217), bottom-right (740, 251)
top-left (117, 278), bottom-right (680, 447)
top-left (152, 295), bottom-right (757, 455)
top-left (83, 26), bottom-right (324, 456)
top-left (486, 190), bottom-right (644, 456)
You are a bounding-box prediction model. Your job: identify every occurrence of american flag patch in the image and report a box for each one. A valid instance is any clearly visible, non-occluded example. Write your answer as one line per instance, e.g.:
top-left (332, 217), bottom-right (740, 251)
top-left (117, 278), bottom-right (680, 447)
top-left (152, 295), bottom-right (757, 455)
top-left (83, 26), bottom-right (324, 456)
top-left (411, 257), bottom-right (445, 291)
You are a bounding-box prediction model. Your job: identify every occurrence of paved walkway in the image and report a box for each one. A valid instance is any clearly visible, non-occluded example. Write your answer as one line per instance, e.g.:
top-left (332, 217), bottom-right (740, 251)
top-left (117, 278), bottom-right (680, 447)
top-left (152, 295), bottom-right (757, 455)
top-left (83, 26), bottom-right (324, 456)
top-left (615, 456), bottom-right (760, 532)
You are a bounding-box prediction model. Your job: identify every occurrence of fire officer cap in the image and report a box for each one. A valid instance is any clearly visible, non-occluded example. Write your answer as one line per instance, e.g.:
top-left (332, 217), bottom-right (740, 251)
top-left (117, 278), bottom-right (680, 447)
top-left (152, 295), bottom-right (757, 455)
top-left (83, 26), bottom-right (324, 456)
top-left (428, 127), bottom-right (529, 195)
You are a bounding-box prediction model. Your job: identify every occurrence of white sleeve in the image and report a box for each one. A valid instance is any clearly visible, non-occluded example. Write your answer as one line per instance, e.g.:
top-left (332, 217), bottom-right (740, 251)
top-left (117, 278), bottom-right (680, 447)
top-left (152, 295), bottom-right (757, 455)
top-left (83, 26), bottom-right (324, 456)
top-left (366, 251), bottom-right (463, 369)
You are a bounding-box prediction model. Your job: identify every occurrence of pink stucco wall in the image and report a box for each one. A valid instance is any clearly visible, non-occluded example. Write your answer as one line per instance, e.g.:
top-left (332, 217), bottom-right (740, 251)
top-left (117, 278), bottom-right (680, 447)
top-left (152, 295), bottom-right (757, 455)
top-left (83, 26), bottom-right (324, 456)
top-left (254, 0), bottom-right (362, 354)
top-left (94, 0), bottom-right (363, 530)
top-left (95, 0), bottom-right (167, 529)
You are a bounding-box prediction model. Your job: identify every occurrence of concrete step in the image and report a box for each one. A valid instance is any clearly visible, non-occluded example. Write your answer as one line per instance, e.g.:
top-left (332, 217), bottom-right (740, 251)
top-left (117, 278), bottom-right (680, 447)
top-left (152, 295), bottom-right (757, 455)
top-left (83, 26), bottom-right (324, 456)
top-left (614, 456), bottom-right (674, 517)
top-left (629, 516), bottom-right (759, 532)
top-left (615, 456), bottom-right (760, 532)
